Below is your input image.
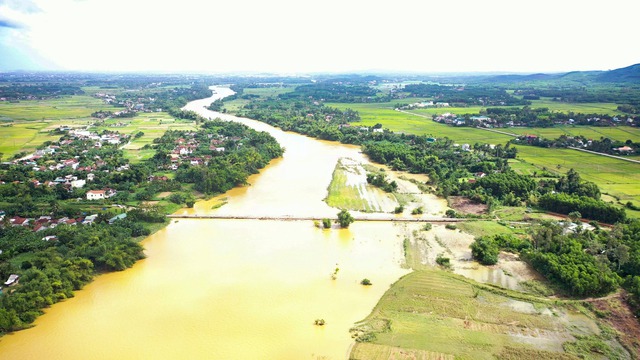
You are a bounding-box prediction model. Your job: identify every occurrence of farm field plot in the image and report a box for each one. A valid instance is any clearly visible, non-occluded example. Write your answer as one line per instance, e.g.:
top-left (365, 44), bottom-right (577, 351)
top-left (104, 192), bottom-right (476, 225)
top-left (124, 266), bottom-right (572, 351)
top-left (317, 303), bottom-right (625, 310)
top-left (97, 112), bottom-right (197, 149)
top-left (351, 269), bottom-right (623, 360)
top-left (527, 99), bottom-right (622, 115)
top-left (242, 86), bottom-right (295, 98)
top-left (328, 102), bottom-right (640, 217)
top-left (328, 103), bottom-right (514, 144)
top-left (508, 126), bottom-right (640, 142)
top-left (515, 146), bottom-right (640, 205)
top-left (0, 122), bottom-right (60, 157)
top-left (95, 113), bottom-right (197, 163)
top-left (0, 95), bottom-right (107, 121)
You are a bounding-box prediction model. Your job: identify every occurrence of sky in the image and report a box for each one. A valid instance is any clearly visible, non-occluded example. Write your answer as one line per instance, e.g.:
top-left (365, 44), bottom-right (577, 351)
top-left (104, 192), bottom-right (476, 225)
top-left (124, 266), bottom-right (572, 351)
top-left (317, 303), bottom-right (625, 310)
top-left (0, 0), bottom-right (638, 74)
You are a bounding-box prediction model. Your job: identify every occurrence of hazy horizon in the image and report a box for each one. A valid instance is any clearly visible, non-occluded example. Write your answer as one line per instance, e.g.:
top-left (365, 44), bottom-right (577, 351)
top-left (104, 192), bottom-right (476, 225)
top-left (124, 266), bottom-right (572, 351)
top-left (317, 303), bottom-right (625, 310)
top-left (1, 0), bottom-right (638, 74)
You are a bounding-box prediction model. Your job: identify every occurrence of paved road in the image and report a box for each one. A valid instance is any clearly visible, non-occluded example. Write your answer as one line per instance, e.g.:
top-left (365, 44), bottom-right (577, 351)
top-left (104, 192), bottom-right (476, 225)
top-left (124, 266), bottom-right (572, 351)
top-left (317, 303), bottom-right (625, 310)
top-left (568, 146), bottom-right (640, 165)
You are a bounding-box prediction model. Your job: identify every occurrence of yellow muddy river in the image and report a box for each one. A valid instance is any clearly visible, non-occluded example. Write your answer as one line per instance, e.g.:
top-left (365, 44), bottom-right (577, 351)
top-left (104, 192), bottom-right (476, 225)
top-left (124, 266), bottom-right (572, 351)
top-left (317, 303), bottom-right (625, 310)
top-left (0, 88), bottom-right (409, 359)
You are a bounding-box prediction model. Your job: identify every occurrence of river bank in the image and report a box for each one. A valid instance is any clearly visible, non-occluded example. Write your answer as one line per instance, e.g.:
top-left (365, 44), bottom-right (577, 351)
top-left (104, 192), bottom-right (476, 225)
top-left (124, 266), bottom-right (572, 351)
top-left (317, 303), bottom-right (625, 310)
top-left (0, 87), bottom-right (414, 359)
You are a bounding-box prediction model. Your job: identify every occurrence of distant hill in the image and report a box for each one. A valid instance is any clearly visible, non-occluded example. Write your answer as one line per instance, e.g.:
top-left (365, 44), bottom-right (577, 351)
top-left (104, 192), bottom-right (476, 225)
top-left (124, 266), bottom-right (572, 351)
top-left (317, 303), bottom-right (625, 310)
top-left (595, 63), bottom-right (640, 82)
top-left (479, 63), bottom-right (640, 84)
top-left (489, 73), bottom-right (562, 82)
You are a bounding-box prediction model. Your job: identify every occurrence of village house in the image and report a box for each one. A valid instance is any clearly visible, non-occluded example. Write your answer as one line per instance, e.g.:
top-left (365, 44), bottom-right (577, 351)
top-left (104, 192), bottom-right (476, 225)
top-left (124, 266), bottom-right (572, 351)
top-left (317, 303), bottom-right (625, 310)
top-left (108, 213), bottom-right (127, 225)
top-left (614, 146), bottom-right (634, 153)
top-left (10, 216), bottom-right (30, 227)
top-left (71, 179), bottom-right (86, 189)
top-left (4, 274), bottom-right (19, 286)
top-left (82, 214), bottom-right (98, 225)
top-left (86, 188), bottom-right (117, 200)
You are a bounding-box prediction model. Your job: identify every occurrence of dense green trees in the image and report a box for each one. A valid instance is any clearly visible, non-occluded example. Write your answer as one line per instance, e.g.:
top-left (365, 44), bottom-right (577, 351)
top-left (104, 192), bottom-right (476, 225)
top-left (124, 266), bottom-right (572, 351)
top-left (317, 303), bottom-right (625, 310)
top-left (473, 172), bottom-right (537, 200)
top-left (0, 223), bottom-right (145, 333)
top-left (538, 193), bottom-right (626, 224)
top-left (470, 236), bottom-right (500, 265)
top-left (366, 173), bottom-right (397, 193)
top-left (403, 84), bottom-right (530, 106)
top-left (337, 209), bottom-right (354, 228)
top-left (170, 121), bottom-right (283, 195)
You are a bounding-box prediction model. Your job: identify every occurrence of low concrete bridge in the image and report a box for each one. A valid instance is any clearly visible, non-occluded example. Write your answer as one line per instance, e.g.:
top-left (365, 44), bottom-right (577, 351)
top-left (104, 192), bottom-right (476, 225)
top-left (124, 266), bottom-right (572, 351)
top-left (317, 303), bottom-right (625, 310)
top-left (166, 214), bottom-right (468, 222)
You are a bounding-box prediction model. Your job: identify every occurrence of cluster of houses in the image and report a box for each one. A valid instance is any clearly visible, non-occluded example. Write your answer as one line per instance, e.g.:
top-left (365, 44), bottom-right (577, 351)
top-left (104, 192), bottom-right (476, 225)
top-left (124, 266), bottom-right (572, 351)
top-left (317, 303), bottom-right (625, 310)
top-left (93, 93), bottom-right (162, 114)
top-left (6, 214), bottom-right (97, 231)
top-left (433, 113), bottom-right (468, 126)
top-left (67, 129), bottom-right (127, 146)
top-left (4, 128), bottom-right (134, 194)
top-left (162, 133), bottom-right (244, 170)
top-left (397, 101), bottom-right (450, 110)
top-left (337, 124), bottom-right (384, 133)
top-left (1, 209), bottom-right (127, 233)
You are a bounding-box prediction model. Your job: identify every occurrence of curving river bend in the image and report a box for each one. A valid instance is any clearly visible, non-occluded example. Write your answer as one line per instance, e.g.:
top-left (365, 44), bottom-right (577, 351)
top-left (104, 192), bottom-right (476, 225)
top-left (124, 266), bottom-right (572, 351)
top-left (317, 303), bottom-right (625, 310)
top-left (0, 87), bottom-right (411, 359)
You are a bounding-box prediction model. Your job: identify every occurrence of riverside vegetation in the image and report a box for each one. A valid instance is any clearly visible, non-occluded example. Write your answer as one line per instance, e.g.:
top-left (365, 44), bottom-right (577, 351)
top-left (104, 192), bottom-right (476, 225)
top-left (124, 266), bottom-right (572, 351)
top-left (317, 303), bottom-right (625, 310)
top-left (2, 68), bottom-right (640, 357)
top-left (0, 76), bottom-right (282, 334)
top-left (217, 71), bottom-right (640, 357)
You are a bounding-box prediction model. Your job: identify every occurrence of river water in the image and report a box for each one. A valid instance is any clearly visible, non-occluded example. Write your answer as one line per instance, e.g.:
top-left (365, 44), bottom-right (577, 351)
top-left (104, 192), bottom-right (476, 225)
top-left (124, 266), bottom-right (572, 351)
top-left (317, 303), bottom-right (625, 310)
top-left (0, 88), bottom-right (410, 359)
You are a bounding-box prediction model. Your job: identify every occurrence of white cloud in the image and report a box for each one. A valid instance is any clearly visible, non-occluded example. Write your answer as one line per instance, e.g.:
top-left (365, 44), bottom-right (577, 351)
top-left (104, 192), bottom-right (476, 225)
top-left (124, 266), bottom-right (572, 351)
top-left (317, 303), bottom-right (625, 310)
top-left (1, 0), bottom-right (639, 73)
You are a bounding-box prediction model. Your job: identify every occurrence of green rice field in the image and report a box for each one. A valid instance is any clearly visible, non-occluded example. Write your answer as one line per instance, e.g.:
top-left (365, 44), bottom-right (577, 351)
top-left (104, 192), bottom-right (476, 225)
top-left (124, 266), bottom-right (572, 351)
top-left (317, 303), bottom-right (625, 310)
top-left (351, 269), bottom-right (618, 360)
top-left (514, 146), bottom-right (640, 214)
top-left (527, 98), bottom-right (622, 115)
top-left (328, 102), bottom-right (514, 144)
top-left (0, 94), bottom-right (196, 161)
top-left (0, 95), bottom-right (107, 121)
top-left (0, 122), bottom-right (60, 158)
top-left (95, 112), bottom-right (197, 163)
top-left (328, 102), bottom-right (640, 217)
top-left (507, 126), bottom-right (640, 142)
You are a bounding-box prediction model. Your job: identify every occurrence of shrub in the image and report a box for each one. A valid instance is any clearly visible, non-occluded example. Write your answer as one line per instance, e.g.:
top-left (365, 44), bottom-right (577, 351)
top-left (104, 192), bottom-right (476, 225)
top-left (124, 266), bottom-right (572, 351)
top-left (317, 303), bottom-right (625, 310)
top-left (360, 278), bottom-right (372, 286)
top-left (322, 218), bottom-right (332, 229)
top-left (422, 223), bottom-right (432, 231)
top-left (470, 236), bottom-right (499, 265)
top-left (445, 224), bottom-right (457, 230)
top-left (436, 254), bottom-right (451, 268)
top-left (336, 209), bottom-right (354, 228)
top-left (411, 207), bottom-right (423, 215)
top-left (168, 193), bottom-right (185, 204)
top-left (393, 205), bottom-right (404, 214)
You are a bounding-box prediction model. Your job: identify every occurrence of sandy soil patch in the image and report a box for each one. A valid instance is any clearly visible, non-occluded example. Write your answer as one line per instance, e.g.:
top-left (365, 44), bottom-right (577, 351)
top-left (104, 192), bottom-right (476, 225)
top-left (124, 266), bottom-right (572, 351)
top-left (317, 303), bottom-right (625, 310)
top-left (156, 191), bottom-right (172, 199)
top-left (369, 163), bottom-right (450, 216)
top-left (448, 196), bottom-right (488, 215)
top-left (588, 293), bottom-right (640, 358)
top-left (405, 223), bottom-right (541, 290)
top-left (340, 158), bottom-right (398, 212)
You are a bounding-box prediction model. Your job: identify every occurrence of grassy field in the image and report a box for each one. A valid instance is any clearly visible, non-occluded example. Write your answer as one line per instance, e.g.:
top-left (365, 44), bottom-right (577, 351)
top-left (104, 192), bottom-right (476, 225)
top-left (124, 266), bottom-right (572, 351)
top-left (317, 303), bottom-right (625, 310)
top-left (350, 268), bottom-right (625, 360)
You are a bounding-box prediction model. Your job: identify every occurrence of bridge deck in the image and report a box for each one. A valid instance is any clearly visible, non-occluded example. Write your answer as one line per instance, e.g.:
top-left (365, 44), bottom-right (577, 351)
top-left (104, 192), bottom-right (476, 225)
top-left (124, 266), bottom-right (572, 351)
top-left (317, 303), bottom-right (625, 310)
top-left (166, 214), bottom-right (467, 222)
